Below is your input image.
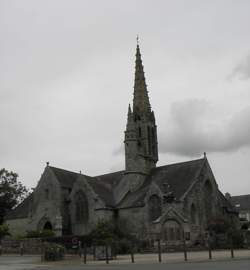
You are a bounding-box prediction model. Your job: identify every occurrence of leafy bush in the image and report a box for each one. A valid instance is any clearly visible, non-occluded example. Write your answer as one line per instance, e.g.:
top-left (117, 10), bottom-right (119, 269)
top-left (13, 233), bottom-right (26, 240)
top-left (43, 242), bottom-right (65, 261)
top-left (113, 238), bottom-right (131, 254)
top-left (88, 219), bottom-right (137, 254)
top-left (207, 218), bottom-right (231, 234)
top-left (245, 231), bottom-right (250, 247)
top-left (89, 220), bottom-right (115, 245)
top-left (26, 230), bottom-right (40, 238)
top-left (231, 230), bottom-right (244, 248)
top-left (40, 230), bottom-right (55, 238)
top-left (0, 224), bottom-right (10, 239)
top-left (26, 229), bottom-right (55, 238)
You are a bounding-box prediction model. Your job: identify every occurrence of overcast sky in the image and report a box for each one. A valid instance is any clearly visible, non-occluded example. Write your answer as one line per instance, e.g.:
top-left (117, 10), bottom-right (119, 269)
top-left (1, 0), bottom-right (250, 195)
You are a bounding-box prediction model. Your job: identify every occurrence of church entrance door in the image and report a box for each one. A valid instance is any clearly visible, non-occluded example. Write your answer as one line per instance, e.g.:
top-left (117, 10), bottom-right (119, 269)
top-left (162, 219), bottom-right (182, 246)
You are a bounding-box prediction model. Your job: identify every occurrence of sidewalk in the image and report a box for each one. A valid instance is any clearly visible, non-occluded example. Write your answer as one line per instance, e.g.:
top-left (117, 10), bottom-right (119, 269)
top-left (0, 255), bottom-right (43, 270)
top-left (0, 250), bottom-right (249, 269)
top-left (85, 249), bottom-right (250, 265)
top-left (38, 249), bottom-right (250, 267)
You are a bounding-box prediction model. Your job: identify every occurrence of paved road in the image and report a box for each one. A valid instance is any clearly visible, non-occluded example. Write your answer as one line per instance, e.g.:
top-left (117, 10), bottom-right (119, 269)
top-left (36, 260), bottom-right (250, 270)
top-left (45, 260), bottom-right (250, 270)
top-left (0, 255), bottom-right (43, 270)
top-left (1, 255), bottom-right (250, 270)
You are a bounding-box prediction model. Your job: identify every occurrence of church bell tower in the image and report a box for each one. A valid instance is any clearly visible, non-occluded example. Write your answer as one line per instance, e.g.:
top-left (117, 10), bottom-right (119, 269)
top-left (124, 43), bottom-right (158, 177)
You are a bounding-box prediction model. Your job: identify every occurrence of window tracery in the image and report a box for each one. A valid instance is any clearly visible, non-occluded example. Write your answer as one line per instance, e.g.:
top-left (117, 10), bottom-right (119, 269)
top-left (148, 194), bottom-right (162, 221)
top-left (75, 191), bottom-right (89, 223)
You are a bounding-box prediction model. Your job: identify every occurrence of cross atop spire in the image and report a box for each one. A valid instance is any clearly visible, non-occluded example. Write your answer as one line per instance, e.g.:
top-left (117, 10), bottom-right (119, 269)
top-left (133, 42), bottom-right (151, 115)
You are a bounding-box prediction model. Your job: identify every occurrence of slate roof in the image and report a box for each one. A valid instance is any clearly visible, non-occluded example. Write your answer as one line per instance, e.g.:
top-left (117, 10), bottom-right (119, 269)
top-left (5, 194), bottom-right (33, 220)
top-left (231, 194), bottom-right (250, 211)
top-left (5, 158), bottom-right (207, 219)
top-left (117, 158), bottom-right (205, 208)
top-left (152, 158), bottom-right (205, 199)
top-left (87, 178), bottom-right (114, 207)
top-left (49, 167), bottom-right (125, 207)
top-left (49, 167), bottom-right (118, 206)
top-left (94, 171), bottom-right (124, 189)
top-left (50, 167), bottom-right (79, 188)
top-left (86, 171), bottom-right (129, 207)
top-left (117, 176), bottom-right (152, 208)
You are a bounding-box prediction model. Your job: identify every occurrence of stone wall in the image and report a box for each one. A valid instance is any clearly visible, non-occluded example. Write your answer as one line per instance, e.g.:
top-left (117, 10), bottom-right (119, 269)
top-left (1, 238), bottom-right (42, 254)
top-left (5, 218), bottom-right (29, 237)
top-left (119, 207), bottom-right (147, 237)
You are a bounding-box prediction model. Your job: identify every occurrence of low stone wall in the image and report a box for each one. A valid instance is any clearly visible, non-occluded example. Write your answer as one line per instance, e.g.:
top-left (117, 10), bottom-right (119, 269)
top-left (1, 238), bottom-right (42, 254)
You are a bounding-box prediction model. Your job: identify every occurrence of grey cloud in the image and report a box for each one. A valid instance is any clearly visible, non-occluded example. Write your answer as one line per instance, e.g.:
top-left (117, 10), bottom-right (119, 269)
top-left (159, 99), bottom-right (250, 157)
top-left (112, 145), bottom-right (124, 156)
top-left (1, 0), bottom-right (250, 195)
top-left (230, 54), bottom-right (250, 80)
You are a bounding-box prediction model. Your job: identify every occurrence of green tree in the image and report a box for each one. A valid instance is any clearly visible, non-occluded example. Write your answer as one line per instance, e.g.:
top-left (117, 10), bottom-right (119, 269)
top-left (0, 224), bottom-right (10, 239)
top-left (89, 220), bottom-right (116, 244)
top-left (89, 219), bottom-right (135, 245)
top-left (0, 169), bottom-right (29, 224)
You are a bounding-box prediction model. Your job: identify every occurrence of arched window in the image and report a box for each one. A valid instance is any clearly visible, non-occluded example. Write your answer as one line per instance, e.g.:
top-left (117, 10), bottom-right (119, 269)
top-left (190, 204), bottom-right (197, 224)
top-left (75, 191), bottom-right (89, 223)
top-left (148, 195), bottom-right (162, 221)
top-left (204, 180), bottom-right (213, 224)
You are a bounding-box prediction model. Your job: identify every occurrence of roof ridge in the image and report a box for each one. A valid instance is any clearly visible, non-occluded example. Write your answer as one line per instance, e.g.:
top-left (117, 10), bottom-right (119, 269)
top-left (49, 166), bottom-right (80, 175)
top-left (50, 166), bottom-right (92, 178)
top-left (155, 158), bottom-right (205, 169)
top-left (231, 194), bottom-right (250, 197)
top-left (180, 159), bottom-right (206, 201)
top-left (94, 170), bottom-right (124, 178)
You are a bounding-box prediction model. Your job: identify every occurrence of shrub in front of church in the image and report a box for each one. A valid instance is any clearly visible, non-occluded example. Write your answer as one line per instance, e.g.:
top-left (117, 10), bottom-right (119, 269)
top-left (26, 231), bottom-right (40, 238)
top-left (26, 229), bottom-right (55, 238)
top-left (230, 230), bottom-right (245, 248)
top-left (89, 220), bottom-right (117, 246)
top-left (40, 230), bottom-right (55, 238)
top-left (0, 224), bottom-right (10, 239)
top-left (43, 242), bottom-right (65, 261)
top-left (207, 218), bottom-right (244, 248)
top-left (89, 219), bottom-right (136, 254)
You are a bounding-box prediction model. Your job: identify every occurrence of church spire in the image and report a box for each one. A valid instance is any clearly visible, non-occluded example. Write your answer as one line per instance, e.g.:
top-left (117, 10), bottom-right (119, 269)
top-left (133, 43), bottom-right (151, 115)
top-left (124, 40), bottom-right (158, 180)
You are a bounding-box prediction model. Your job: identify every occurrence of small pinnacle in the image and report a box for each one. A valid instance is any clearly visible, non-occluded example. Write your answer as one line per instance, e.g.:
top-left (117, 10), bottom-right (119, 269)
top-left (136, 35), bottom-right (139, 46)
top-left (79, 170), bottom-right (82, 174)
top-left (128, 104), bottom-right (131, 113)
top-left (46, 162), bottom-right (49, 167)
top-left (204, 152), bottom-right (206, 158)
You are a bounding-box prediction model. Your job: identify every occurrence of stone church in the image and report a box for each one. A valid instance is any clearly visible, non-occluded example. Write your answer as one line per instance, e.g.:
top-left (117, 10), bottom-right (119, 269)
top-left (6, 44), bottom-right (236, 245)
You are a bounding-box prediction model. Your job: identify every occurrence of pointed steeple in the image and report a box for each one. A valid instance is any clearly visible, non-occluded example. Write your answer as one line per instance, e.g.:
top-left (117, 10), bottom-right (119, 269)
top-left (126, 104), bottom-right (133, 126)
top-left (124, 40), bottom-right (158, 182)
top-left (128, 104), bottom-right (132, 114)
top-left (133, 43), bottom-right (151, 115)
